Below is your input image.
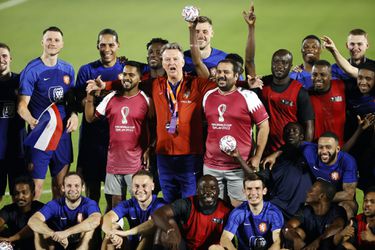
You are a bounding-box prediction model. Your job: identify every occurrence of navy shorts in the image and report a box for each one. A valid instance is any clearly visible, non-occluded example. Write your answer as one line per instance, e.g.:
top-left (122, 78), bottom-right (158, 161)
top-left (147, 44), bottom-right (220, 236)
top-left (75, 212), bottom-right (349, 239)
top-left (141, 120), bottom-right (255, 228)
top-left (27, 135), bottom-right (72, 179)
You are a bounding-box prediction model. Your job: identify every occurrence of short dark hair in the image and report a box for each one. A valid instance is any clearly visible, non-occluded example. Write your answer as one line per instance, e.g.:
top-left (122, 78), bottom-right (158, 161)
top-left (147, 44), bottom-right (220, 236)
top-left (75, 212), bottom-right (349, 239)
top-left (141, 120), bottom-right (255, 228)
top-left (43, 26), bottom-right (63, 36)
top-left (12, 175), bottom-right (35, 196)
top-left (359, 61), bottom-right (375, 74)
top-left (302, 35), bottom-right (321, 46)
top-left (97, 28), bottom-right (119, 44)
top-left (349, 28), bottom-right (367, 37)
top-left (315, 179), bottom-right (336, 201)
top-left (196, 16), bottom-right (212, 25)
top-left (132, 169), bottom-right (154, 180)
top-left (160, 42), bottom-right (184, 56)
top-left (314, 59), bottom-right (331, 68)
top-left (218, 59), bottom-right (242, 75)
top-left (273, 49), bottom-right (293, 63)
top-left (124, 61), bottom-right (142, 77)
top-left (63, 172), bottom-right (84, 186)
top-left (0, 42), bottom-right (10, 52)
top-left (243, 173), bottom-right (266, 188)
top-left (319, 131), bottom-right (339, 144)
top-left (146, 38), bottom-right (169, 50)
top-left (364, 186), bottom-right (375, 196)
top-left (226, 53), bottom-right (244, 75)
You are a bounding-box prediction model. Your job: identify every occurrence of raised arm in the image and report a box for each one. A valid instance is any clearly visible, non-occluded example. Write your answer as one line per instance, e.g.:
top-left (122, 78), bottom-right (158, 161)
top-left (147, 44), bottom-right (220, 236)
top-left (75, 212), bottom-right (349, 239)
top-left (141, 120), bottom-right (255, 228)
top-left (17, 95), bottom-right (38, 129)
top-left (84, 81), bottom-right (98, 123)
top-left (322, 35), bottom-right (358, 78)
top-left (188, 21), bottom-right (210, 78)
top-left (243, 0), bottom-right (256, 77)
top-left (342, 113), bottom-right (375, 152)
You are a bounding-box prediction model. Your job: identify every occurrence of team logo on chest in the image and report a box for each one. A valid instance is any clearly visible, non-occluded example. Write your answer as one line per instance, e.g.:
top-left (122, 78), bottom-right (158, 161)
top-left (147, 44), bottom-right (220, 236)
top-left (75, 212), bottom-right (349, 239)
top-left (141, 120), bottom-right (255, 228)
top-left (212, 217), bottom-right (224, 224)
top-left (217, 104), bottom-right (227, 122)
top-left (0, 102), bottom-right (15, 118)
top-left (330, 171), bottom-right (340, 181)
top-left (49, 86), bottom-right (64, 102)
top-left (258, 222), bottom-right (267, 233)
top-left (183, 90), bottom-right (191, 99)
top-left (121, 106), bottom-right (130, 124)
top-left (281, 99), bottom-right (294, 106)
top-left (63, 75), bottom-right (70, 85)
top-left (330, 96), bottom-right (343, 102)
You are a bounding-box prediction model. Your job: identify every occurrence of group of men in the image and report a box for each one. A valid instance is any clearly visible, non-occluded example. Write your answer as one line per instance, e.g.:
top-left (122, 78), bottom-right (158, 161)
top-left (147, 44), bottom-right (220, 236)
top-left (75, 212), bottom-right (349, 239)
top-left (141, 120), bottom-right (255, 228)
top-left (1, 1), bottom-right (375, 250)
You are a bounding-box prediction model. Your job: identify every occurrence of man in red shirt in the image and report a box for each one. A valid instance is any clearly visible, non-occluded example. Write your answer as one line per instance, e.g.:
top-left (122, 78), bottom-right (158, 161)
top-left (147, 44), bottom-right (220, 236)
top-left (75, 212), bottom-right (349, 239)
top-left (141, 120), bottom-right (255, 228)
top-left (309, 60), bottom-right (346, 146)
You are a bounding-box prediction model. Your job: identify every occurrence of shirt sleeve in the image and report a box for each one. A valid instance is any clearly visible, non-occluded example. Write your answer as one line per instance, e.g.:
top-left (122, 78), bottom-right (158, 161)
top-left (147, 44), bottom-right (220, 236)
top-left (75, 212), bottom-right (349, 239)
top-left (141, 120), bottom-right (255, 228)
top-left (112, 200), bottom-right (131, 220)
top-left (241, 89), bottom-right (269, 125)
top-left (0, 206), bottom-right (10, 224)
top-left (83, 199), bottom-right (100, 217)
top-left (269, 206), bottom-right (284, 231)
top-left (170, 198), bottom-right (191, 224)
top-left (297, 88), bottom-right (315, 122)
top-left (39, 200), bottom-right (58, 221)
top-left (223, 208), bottom-right (244, 235)
top-left (19, 66), bottom-right (37, 96)
top-left (342, 154), bottom-right (358, 183)
top-left (95, 91), bottom-right (116, 117)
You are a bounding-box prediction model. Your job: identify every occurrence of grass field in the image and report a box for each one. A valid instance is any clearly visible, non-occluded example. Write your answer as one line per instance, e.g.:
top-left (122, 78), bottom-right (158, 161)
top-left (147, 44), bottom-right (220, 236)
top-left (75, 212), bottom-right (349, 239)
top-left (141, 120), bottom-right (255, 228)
top-left (0, 0), bottom-right (374, 212)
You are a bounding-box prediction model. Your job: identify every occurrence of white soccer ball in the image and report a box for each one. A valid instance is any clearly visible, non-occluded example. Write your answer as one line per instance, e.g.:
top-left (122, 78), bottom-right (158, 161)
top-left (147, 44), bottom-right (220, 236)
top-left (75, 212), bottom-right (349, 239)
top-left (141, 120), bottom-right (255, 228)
top-left (219, 135), bottom-right (237, 152)
top-left (0, 241), bottom-right (13, 250)
top-left (181, 6), bottom-right (200, 22)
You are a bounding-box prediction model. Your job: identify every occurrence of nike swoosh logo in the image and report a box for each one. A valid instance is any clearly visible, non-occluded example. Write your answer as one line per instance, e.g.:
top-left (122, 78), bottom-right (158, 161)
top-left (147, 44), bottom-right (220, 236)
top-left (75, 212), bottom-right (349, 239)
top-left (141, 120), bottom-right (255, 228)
top-left (244, 223), bottom-right (251, 226)
top-left (60, 217), bottom-right (67, 220)
top-left (312, 165), bottom-right (319, 171)
top-left (130, 217), bottom-right (137, 220)
top-left (43, 78), bottom-right (50, 81)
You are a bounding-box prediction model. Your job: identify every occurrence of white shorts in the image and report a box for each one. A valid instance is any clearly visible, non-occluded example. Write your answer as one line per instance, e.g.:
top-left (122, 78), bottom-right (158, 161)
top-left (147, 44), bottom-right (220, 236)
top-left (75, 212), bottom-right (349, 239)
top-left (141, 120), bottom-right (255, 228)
top-left (104, 173), bottom-right (133, 196)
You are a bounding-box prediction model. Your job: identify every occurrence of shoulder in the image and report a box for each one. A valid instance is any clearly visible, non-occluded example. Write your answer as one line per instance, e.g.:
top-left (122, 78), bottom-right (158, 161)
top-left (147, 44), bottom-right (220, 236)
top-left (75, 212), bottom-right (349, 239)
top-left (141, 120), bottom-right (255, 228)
top-left (265, 202), bottom-right (284, 217)
top-left (32, 200), bottom-right (45, 210)
top-left (21, 58), bottom-right (43, 75)
top-left (337, 151), bottom-right (357, 166)
top-left (211, 48), bottom-right (227, 57)
top-left (183, 50), bottom-right (192, 58)
top-left (57, 59), bottom-right (74, 71)
top-left (229, 202), bottom-right (248, 219)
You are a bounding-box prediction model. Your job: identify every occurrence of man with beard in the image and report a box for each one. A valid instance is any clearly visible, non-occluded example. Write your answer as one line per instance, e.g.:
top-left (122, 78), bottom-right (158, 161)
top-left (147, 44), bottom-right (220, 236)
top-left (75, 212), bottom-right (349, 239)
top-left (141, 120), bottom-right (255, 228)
top-left (144, 38), bottom-right (168, 81)
top-left (151, 175), bottom-right (231, 250)
top-left (257, 49), bottom-right (314, 153)
top-left (75, 28), bottom-right (125, 209)
top-left (202, 59), bottom-right (269, 207)
top-left (283, 179), bottom-right (347, 250)
top-left (213, 173), bottom-right (284, 250)
top-left (309, 60), bottom-right (346, 146)
top-left (300, 132), bottom-right (358, 219)
top-left (101, 170), bottom-right (166, 250)
top-left (28, 172), bottom-right (101, 250)
top-left (336, 186), bottom-right (375, 249)
top-left (183, 16), bottom-right (227, 77)
top-left (0, 176), bottom-right (44, 250)
top-left (85, 61), bottom-right (151, 209)
top-left (290, 35), bottom-right (322, 89)
top-left (0, 42), bottom-right (27, 203)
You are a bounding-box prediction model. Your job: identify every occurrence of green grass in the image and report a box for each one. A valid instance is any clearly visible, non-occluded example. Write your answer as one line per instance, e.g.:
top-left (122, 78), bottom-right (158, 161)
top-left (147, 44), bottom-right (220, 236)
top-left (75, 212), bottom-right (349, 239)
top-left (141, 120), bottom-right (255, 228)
top-left (1, 0), bottom-right (374, 212)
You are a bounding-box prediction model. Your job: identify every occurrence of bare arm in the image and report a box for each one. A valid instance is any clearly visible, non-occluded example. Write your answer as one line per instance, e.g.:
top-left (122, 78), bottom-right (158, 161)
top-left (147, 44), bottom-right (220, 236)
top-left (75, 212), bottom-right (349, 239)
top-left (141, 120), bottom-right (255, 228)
top-left (101, 211), bottom-right (119, 235)
top-left (248, 119), bottom-right (269, 170)
top-left (84, 85), bottom-right (97, 123)
top-left (28, 212), bottom-right (54, 237)
top-left (65, 212), bottom-right (101, 235)
top-left (17, 95), bottom-right (38, 129)
top-left (223, 148), bottom-right (256, 175)
top-left (304, 120), bottom-right (314, 142)
top-left (269, 229), bottom-right (281, 250)
top-left (0, 225), bottom-right (34, 242)
top-left (322, 36), bottom-right (358, 78)
top-left (333, 182), bottom-right (357, 203)
top-left (188, 22), bottom-right (210, 78)
top-left (113, 220), bottom-right (155, 237)
top-left (243, 0), bottom-right (256, 77)
top-left (219, 230), bottom-right (236, 250)
top-left (343, 114), bottom-right (375, 152)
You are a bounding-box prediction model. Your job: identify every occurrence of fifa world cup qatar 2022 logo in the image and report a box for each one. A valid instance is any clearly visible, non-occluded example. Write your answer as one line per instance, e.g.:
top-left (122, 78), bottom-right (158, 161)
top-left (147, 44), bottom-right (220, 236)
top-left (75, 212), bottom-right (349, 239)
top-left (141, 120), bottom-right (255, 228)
top-left (218, 104), bottom-right (227, 122)
top-left (121, 106), bottom-right (130, 124)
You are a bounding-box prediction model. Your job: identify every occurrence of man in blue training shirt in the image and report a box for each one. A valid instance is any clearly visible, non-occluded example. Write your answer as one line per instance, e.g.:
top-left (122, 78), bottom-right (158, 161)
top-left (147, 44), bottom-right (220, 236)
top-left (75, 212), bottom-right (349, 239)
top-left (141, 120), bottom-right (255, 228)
top-left (0, 42), bottom-right (27, 203)
top-left (300, 131), bottom-right (358, 219)
top-left (183, 16), bottom-right (227, 77)
top-left (101, 170), bottom-right (165, 250)
top-left (212, 173), bottom-right (284, 250)
top-left (17, 26), bottom-right (78, 200)
top-left (75, 28), bottom-right (125, 209)
top-left (28, 172), bottom-right (101, 250)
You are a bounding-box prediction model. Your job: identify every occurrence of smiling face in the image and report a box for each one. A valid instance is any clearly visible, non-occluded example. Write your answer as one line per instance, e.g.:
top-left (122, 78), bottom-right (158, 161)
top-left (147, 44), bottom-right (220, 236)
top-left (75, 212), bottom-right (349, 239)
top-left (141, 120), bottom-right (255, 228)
top-left (301, 38), bottom-right (321, 64)
top-left (283, 123), bottom-right (304, 146)
top-left (244, 180), bottom-right (267, 206)
top-left (162, 49), bottom-right (184, 81)
top-left (132, 175), bottom-right (154, 203)
top-left (357, 68), bottom-right (375, 94)
top-left (215, 62), bottom-right (238, 92)
top-left (62, 175), bottom-right (84, 203)
top-left (98, 34), bottom-right (119, 66)
top-left (42, 31), bottom-right (63, 56)
top-left (120, 65), bottom-right (140, 91)
top-left (312, 64), bottom-right (331, 93)
top-left (346, 34), bottom-right (369, 62)
top-left (318, 136), bottom-right (339, 166)
top-left (13, 183), bottom-right (33, 208)
top-left (147, 42), bottom-right (163, 69)
top-left (195, 21), bottom-right (213, 50)
top-left (197, 175), bottom-right (219, 209)
top-left (0, 47), bottom-right (11, 75)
